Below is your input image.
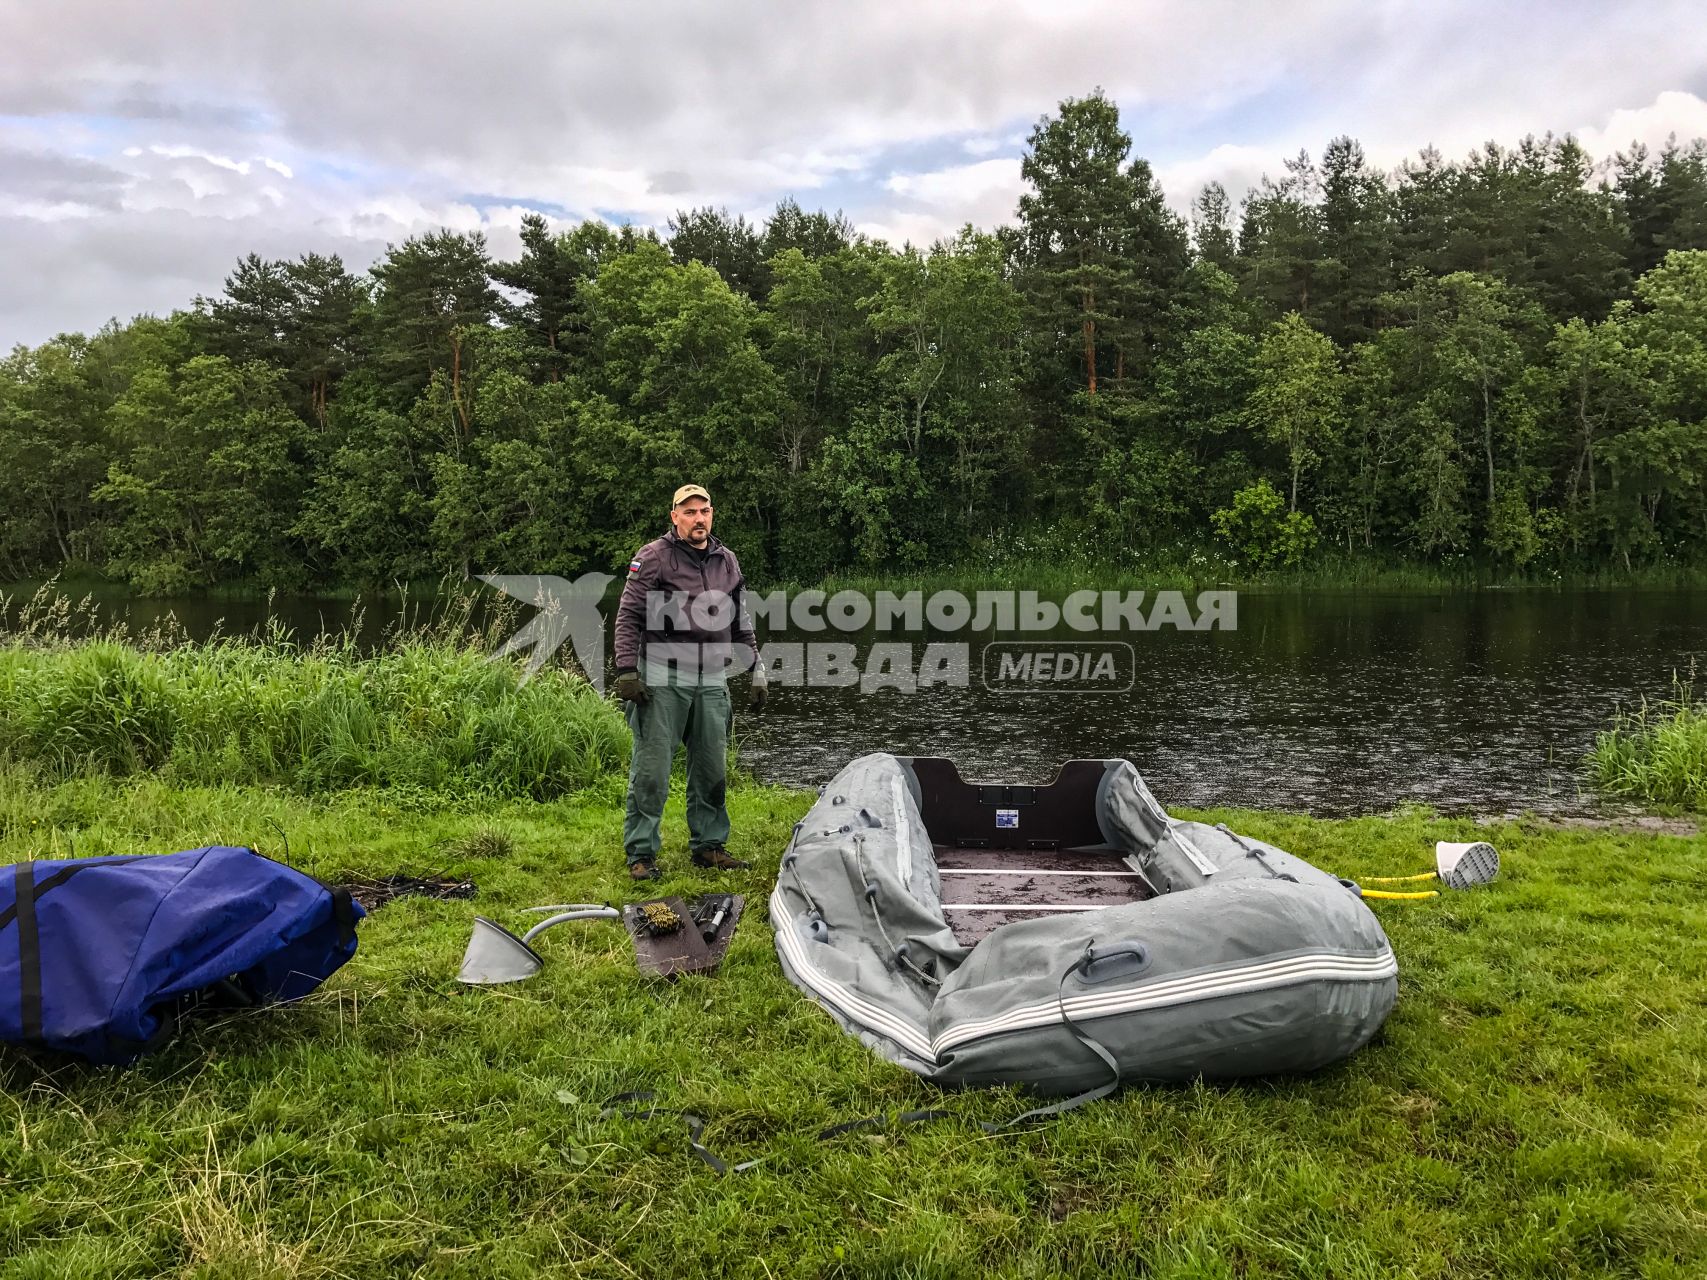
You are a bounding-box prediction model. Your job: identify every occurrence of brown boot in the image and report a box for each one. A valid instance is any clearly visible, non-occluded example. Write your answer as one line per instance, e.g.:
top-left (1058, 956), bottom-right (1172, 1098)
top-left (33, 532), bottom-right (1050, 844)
top-left (690, 845), bottom-right (749, 871)
top-left (628, 859), bottom-right (658, 881)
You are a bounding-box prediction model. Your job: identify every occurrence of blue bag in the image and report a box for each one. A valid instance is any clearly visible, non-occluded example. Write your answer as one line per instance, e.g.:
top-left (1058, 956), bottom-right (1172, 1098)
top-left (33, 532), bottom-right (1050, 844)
top-left (0, 846), bottom-right (363, 1065)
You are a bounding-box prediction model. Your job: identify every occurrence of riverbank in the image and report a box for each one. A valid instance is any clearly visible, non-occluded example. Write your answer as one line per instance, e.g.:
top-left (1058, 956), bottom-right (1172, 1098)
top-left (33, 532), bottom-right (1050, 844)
top-left (10, 543), bottom-right (1707, 608)
top-left (1591, 679), bottom-right (1707, 812)
top-left (3, 766), bottom-right (1703, 1278)
top-left (9, 589), bottom-right (1706, 818)
top-left (802, 545), bottom-right (1707, 597)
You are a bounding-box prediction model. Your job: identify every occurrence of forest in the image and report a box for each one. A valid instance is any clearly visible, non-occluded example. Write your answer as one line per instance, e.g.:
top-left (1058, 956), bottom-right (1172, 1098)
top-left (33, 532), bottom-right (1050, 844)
top-left (3, 91), bottom-right (1706, 592)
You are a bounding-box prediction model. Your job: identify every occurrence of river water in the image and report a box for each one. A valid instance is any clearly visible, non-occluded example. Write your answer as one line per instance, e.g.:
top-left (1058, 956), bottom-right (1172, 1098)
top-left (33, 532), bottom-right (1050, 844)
top-left (5, 584), bottom-right (1702, 817)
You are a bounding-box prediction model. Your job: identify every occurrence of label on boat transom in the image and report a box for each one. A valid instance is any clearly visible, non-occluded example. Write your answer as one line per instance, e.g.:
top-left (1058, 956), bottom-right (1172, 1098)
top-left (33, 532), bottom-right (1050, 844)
top-left (995, 809), bottom-right (1020, 829)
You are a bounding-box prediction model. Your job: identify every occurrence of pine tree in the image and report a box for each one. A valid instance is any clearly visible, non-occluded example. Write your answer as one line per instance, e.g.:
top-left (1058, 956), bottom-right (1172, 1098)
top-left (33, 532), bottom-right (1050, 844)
top-left (491, 212), bottom-right (595, 383)
top-left (280, 254), bottom-right (364, 428)
top-left (1316, 137), bottom-right (1393, 342)
top-left (1392, 146), bottom-right (1457, 279)
top-left (369, 230), bottom-right (499, 425)
top-left (668, 207), bottom-right (768, 298)
top-left (1191, 182), bottom-right (1238, 269)
top-left (1527, 136), bottom-right (1630, 320)
top-left (1016, 90), bottom-right (1167, 396)
top-left (1238, 151), bottom-right (1322, 320)
top-left (200, 254), bottom-right (292, 369)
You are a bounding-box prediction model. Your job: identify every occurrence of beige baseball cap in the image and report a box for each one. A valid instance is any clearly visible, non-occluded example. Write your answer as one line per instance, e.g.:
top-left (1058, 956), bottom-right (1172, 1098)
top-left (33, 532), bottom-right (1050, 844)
top-left (672, 483), bottom-right (711, 507)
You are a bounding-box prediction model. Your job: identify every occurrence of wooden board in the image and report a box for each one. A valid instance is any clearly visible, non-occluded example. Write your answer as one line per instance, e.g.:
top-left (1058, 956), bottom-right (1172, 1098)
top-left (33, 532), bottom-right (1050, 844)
top-left (623, 895), bottom-right (744, 977)
top-left (932, 844), bottom-right (1153, 945)
top-left (697, 894), bottom-right (745, 969)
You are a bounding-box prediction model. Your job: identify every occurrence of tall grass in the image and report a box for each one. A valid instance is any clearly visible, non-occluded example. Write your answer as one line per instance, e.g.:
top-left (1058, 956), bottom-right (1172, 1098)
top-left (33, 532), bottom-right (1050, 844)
top-left (1589, 671), bottom-right (1707, 811)
top-left (0, 582), bottom-right (630, 801)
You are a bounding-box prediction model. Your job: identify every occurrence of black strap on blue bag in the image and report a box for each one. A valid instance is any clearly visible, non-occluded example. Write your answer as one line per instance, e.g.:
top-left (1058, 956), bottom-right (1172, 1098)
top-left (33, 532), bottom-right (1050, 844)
top-left (6, 857), bottom-right (146, 1048)
top-left (0, 857), bottom-right (145, 934)
top-left (13, 862), bottom-right (43, 1043)
top-left (329, 887), bottom-right (357, 948)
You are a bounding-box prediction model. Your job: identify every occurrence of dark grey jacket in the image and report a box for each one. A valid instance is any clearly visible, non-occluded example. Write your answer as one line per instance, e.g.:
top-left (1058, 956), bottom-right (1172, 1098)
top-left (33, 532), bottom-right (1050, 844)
top-left (614, 529), bottom-right (758, 673)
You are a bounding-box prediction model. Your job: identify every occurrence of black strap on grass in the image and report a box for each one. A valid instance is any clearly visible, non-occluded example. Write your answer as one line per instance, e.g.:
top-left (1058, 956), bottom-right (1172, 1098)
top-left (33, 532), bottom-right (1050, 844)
top-left (598, 1090), bottom-right (728, 1173)
top-left (13, 862), bottom-right (43, 1042)
top-left (596, 949), bottom-right (1127, 1168)
top-left (817, 1115), bottom-right (886, 1140)
top-left (599, 1081), bottom-right (1120, 1168)
top-left (599, 1090), bottom-right (973, 1176)
top-left (102, 1008), bottom-right (180, 1059)
top-left (815, 1109), bottom-right (955, 1141)
top-left (596, 1045), bottom-right (1130, 1168)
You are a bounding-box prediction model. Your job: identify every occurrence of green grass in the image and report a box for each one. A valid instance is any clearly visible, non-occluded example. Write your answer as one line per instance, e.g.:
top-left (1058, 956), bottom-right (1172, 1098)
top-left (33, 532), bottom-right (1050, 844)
top-left (1590, 679), bottom-right (1707, 812)
top-left (0, 617), bottom-right (629, 804)
top-left (2, 766), bottom-right (1703, 1278)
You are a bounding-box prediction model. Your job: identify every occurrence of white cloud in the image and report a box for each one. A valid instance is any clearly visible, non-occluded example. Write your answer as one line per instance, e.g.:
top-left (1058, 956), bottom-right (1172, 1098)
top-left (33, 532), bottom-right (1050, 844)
top-left (863, 158), bottom-right (1023, 246)
top-left (883, 157), bottom-right (1020, 204)
top-left (2, 1), bottom-right (1707, 344)
top-left (149, 143), bottom-right (251, 174)
top-left (1576, 90), bottom-right (1707, 167)
top-left (0, 197), bottom-right (102, 222)
top-left (1155, 144), bottom-right (1275, 218)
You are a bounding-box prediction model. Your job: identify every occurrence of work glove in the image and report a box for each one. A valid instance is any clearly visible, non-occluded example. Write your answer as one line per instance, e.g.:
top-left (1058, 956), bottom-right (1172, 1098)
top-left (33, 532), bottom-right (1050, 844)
top-left (748, 663), bottom-right (768, 712)
top-left (614, 669), bottom-right (649, 704)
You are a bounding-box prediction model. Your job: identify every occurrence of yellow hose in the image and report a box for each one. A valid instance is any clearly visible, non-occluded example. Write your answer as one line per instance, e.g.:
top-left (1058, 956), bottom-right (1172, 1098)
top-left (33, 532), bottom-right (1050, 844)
top-left (1359, 888), bottom-right (1440, 900)
top-left (1360, 871), bottom-right (1439, 884)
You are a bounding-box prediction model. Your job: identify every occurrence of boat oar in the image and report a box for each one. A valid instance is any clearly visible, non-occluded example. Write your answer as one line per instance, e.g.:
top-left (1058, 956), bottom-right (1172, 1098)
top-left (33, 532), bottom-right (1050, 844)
top-left (457, 905), bottom-right (619, 984)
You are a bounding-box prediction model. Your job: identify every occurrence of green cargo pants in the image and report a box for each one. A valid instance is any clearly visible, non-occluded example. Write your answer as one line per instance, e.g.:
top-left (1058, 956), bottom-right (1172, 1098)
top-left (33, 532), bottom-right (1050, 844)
top-left (622, 680), bottom-right (731, 866)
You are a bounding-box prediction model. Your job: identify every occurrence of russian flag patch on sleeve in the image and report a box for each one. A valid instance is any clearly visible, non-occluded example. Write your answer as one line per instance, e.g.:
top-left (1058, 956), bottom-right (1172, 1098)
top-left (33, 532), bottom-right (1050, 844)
top-left (628, 558), bottom-right (642, 574)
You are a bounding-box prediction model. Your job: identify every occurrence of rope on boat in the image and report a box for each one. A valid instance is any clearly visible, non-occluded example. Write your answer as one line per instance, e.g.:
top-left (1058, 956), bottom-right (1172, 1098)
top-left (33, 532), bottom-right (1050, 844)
top-left (1216, 823), bottom-right (1298, 881)
top-left (851, 833), bottom-right (940, 988)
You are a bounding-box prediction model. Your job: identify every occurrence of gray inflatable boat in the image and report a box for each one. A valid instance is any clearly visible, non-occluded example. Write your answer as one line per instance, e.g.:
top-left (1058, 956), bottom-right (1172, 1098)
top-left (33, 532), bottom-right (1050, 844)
top-left (771, 754), bottom-right (1397, 1098)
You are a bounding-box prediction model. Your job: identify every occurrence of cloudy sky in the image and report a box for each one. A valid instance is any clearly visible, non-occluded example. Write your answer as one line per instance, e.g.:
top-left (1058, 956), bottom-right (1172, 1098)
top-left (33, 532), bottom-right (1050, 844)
top-left (3, 0), bottom-right (1707, 349)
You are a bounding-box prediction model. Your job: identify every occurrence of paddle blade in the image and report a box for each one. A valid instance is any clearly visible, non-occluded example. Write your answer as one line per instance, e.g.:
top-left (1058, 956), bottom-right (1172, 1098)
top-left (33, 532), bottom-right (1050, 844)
top-left (457, 916), bottom-right (545, 984)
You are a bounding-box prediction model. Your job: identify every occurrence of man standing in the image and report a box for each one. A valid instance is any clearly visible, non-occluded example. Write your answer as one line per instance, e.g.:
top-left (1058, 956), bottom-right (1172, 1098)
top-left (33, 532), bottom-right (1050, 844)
top-left (613, 484), bottom-right (768, 880)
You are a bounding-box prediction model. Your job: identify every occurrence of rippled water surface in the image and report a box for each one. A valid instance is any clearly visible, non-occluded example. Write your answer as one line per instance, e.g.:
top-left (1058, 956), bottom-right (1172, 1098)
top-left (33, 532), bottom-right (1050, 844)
top-left (738, 589), bottom-right (1706, 816)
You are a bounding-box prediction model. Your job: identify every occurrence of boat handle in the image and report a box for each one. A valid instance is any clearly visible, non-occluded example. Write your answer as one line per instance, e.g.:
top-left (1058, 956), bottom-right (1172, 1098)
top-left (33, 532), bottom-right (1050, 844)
top-left (1077, 942), bottom-right (1152, 984)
